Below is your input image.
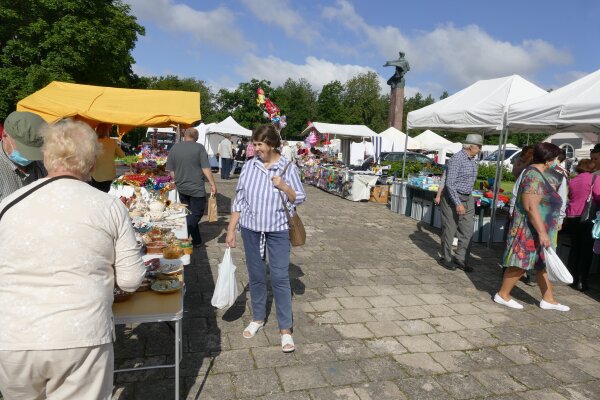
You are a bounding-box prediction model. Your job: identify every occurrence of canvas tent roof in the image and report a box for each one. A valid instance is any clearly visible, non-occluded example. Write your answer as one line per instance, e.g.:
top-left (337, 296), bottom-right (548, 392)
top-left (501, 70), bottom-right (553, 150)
top-left (413, 130), bottom-right (451, 151)
top-left (301, 122), bottom-right (377, 138)
top-left (379, 127), bottom-right (420, 151)
top-left (16, 81), bottom-right (201, 134)
top-left (507, 69), bottom-right (600, 134)
top-left (407, 75), bottom-right (547, 132)
top-left (206, 116), bottom-right (252, 137)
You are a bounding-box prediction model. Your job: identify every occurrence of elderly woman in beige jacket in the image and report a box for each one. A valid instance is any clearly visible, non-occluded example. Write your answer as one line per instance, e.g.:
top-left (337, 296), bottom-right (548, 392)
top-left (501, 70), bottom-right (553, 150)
top-left (0, 120), bottom-right (145, 400)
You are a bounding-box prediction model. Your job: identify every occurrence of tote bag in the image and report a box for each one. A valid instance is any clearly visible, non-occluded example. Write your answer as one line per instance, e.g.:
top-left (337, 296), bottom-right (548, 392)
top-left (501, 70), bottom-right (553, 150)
top-left (211, 248), bottom-right (239, 310)
top-left (543, 247), bottom-right (573, 284)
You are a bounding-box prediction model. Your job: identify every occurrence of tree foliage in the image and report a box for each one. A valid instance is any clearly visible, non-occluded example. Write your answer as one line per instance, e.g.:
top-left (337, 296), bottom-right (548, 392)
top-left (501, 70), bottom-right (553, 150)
top-left (0, 0), bottom-right (144, 119)
top-left (316, 80), bottom-right (345, 123)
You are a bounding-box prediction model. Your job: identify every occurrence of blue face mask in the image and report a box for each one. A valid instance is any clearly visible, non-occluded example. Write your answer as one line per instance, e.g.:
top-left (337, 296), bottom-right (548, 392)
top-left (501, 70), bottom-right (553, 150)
top-left (9, 149), bottom-right (33, 167)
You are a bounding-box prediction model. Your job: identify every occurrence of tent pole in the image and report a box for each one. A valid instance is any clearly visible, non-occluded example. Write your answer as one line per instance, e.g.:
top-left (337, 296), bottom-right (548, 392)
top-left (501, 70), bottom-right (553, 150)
top-left (488, 115), bottom-right (509, 247)
top-left (401, 129), bottom-right (409, 180)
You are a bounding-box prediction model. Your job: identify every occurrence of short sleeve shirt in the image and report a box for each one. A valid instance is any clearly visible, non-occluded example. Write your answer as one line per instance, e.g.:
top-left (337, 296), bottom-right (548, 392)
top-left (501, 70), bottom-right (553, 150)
top-left (166, 142), bottom-right (210, 197)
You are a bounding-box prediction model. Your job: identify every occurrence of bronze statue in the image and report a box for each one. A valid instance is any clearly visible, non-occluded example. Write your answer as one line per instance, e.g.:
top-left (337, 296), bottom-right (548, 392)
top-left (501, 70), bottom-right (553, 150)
top-left (384, 51), bottom-right (410, 89)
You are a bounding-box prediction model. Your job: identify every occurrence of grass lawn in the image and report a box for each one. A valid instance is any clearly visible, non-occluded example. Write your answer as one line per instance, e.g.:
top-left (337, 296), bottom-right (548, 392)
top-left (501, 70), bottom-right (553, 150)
top-left (475, 179), bottom-right (515, 195)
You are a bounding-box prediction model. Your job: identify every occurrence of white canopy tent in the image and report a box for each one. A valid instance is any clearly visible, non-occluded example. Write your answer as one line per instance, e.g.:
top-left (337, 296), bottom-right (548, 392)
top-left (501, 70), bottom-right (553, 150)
top-left (206, 116), bottom-right (252, 137)
top-left (302, 122), bottom-right (377, 164)
top-left (407, 75), bottom-right (548, 132)
top-left (507, 68), bottom-right (600, 134)
top-left (437, 142), bottom-right (463, 165)
top-left (406, 74), bottom-right (547, 246)
top-left (379, 127), bottom-right (420, 152)
top-left (412, 130), bottom-right (451, 151)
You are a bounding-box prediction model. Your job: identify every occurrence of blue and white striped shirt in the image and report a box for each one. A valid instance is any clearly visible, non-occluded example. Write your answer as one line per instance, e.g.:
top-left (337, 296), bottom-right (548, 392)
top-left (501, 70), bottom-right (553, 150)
top-left (232, 156), bottom-right (306, 232)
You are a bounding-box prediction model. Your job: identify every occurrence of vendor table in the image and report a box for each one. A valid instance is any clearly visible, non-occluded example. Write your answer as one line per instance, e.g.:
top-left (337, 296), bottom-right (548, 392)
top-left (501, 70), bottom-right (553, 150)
top-left (349, 172), bottom-right (380, 201)
top-left (109, 184), bottom-right (179, 204)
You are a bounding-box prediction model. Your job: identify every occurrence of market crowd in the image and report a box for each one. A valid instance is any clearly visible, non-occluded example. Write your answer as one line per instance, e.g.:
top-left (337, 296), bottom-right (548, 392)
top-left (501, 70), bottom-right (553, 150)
top-left (440, 135), bottom-right (600, 313)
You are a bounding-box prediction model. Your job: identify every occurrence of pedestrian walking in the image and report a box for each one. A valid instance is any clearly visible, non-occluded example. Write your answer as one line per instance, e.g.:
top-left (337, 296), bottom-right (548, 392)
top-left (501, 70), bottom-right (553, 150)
top-left (226, 125), bottom-right (306, 353)
top-left (218, 135), bottom-right (234, 179)
top-left (439, 134), bottom-right (482, 272)
top-left (495, 143), bottom-right (570, 311)
top-left (166, 128), bottom-right (217, 247)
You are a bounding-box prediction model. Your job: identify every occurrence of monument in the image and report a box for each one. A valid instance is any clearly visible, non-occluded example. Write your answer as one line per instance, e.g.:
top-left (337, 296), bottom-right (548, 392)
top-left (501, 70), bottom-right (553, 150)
top-left (384, 51), bottom-right (410, 130)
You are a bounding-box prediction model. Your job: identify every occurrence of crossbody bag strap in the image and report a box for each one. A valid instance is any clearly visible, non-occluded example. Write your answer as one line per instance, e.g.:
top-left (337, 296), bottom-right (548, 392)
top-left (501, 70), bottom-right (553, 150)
top-left (588, 174), bottom-right (598, 201)
top-left (0, 175), bottom-right (78, 222)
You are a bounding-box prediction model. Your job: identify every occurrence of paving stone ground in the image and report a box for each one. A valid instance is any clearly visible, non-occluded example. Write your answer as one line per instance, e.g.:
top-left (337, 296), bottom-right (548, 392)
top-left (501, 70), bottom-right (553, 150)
top-left (112, 177), bottom-right (600, 400)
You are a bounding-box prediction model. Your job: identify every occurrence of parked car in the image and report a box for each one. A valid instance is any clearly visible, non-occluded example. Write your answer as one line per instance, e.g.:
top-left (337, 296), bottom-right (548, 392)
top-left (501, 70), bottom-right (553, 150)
top-left (351, 151), bottom-right (439, 171)
top-left (479, 149), bottom-right (521, 167)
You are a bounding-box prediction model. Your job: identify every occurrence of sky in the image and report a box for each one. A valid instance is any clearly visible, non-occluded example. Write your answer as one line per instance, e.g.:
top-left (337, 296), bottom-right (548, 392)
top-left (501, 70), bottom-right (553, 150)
top-left (124, 0), bottom-right (599, 99)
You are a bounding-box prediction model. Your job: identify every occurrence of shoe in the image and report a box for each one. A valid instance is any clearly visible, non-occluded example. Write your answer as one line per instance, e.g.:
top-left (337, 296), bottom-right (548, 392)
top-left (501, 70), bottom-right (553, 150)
top-left (494, 293), bottom-right (524, 309)
top-left (439, 258), bottom-right (456, 271)
top-left (540, 299), bottom-right (570, 312)
top-left (243, 321), bottom-right (264, 338)
top-left (453, 258), bottom-right (473, 272)
top-left (281, 333), bottom-right (295, 353)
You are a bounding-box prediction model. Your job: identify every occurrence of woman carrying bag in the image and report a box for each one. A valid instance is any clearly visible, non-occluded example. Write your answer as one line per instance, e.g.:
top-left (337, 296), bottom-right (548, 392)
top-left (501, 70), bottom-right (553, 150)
top-left (495, 143), bottom-right (570, 312)
top-left (565, 159), bottom-right (600, 291)
top-left (226, 125), bottom-right (306, 353)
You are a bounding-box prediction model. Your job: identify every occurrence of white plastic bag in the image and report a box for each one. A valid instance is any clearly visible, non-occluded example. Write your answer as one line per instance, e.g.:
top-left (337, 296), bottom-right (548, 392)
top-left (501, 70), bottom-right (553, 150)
top-left (211, 248), bottom-right (239, 310)
top-left (543, 247), bottom-right (573, 284)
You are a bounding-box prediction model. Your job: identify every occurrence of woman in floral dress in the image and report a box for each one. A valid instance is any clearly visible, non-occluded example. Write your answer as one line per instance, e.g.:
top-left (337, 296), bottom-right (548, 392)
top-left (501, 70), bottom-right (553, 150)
top-left (494, 143), bottom-right (570, 311)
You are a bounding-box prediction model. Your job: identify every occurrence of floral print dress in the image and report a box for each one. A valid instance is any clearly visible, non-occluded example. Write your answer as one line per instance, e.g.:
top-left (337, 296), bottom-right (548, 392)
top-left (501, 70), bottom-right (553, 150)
top-left (502, 167), bottom-right (562, 270)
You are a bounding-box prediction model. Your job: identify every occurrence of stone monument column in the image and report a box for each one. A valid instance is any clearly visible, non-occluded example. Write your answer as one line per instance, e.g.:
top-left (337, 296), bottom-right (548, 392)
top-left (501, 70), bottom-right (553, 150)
top-left (384, 52), bottom-right (410, 130)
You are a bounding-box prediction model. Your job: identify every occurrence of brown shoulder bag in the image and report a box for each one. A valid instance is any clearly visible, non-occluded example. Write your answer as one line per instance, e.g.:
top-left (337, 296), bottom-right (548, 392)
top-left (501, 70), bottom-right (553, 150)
top-left (277, 161), bottom-right (306, 246)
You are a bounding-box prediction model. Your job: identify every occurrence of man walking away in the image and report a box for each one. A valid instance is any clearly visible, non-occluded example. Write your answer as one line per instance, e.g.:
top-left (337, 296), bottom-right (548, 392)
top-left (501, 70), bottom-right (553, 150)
top-left (167, 128), bottom-right (217, 247)
top-left (439, 134), bottom-right (483, 272)
top-left (218, 135), bottom-right (233, 179)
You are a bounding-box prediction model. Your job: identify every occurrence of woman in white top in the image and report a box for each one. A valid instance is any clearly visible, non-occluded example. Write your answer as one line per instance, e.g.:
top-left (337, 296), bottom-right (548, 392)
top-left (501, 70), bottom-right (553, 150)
top-left (0, 120), bottom-right (145, 399)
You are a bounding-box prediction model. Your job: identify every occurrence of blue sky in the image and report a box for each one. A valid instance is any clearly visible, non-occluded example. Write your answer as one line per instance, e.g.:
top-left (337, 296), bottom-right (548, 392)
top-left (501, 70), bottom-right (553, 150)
top-left (124, 0), bottom-right (599, 98)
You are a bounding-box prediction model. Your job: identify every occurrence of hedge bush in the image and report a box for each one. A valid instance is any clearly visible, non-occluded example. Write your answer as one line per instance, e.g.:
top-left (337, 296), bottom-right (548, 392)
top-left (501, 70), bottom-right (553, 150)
top-left (477, 163), bottom-right (515, 182)
top-left (383, 160), bottom-right (515, 182)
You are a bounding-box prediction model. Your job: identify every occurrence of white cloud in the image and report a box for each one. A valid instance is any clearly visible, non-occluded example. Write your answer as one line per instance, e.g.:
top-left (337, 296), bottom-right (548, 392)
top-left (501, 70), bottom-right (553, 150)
top-left (235, 54), bottom-right (386, 91)
top-left (240, 0), bottom-right (318, 44)
top-left (322, 0), bottom-right (573, 88)
top-left (124, 0), bottom-right (254, 52)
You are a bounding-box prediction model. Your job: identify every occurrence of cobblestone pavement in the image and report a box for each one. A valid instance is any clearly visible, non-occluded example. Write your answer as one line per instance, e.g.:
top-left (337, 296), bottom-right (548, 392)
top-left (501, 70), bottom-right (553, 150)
top-left (113, 177), bottom-right (600, 400)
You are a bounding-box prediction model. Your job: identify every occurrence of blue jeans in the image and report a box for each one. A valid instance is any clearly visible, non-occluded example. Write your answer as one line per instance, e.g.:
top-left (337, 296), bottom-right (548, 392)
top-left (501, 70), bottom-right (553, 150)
top-left (221, 158), bottom-right (233, 179)
top-left (240, 228), bottom-right (292, 330)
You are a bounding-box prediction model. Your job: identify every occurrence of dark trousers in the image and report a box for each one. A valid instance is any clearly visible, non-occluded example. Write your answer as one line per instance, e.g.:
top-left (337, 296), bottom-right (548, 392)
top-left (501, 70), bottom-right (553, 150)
top-left (221, 158), bottom-right (233, 179)
top-left (241, 228), bottom-right (293, 330)
top-left (178, 193), bottom-right (206, 246)
top-left (89, 179), bottom-right (112, 193)
top-left (565, 217), bottom-right (594, 285)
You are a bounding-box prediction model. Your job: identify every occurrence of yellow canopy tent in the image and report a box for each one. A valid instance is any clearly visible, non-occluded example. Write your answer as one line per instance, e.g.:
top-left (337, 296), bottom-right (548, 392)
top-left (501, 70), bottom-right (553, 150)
top-left (16, 81), bottom-right (201, 138)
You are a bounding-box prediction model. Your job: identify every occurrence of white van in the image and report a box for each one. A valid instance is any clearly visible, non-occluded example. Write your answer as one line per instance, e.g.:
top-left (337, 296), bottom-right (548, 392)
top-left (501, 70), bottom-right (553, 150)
top-left (480, 148), bottom-right (522, 167)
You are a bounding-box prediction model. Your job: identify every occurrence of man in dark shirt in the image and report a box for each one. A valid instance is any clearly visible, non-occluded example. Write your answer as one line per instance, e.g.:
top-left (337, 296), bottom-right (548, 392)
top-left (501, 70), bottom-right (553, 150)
top-left (0, 111), bottom-right (48, 202)
top-left (166, 128), bottom-right (217, 246)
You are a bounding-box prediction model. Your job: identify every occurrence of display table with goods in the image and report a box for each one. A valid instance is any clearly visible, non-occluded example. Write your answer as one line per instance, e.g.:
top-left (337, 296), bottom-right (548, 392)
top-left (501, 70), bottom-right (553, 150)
top-left (112, 195), bottom-right (191, 400)
top-left (110, 155), bottom-right (179, 203)
top-left (398, 174), bottom-right (510, 243)
top-left (299, 158), bottom-right (388, 202)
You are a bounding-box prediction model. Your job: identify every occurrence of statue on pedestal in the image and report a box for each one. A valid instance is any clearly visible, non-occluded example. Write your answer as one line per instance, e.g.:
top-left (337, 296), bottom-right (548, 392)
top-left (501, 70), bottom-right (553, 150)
top-left (384, 51), bottom-right (410, 89)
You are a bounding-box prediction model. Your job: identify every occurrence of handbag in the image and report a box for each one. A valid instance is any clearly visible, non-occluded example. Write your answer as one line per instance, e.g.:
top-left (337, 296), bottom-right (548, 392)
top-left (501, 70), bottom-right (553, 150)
top-left (277, 161), bottom-right (306, 247)
top-left (207, 193), bottom-right (218, 222)
top-left (592, 213), bottom-right (600, 240)
top-left (211, 248), bottom-right (239, 310)
top-left (543, 247), bottom-right (574, 284)
top-left (580, 175), bottom-right (597, 222)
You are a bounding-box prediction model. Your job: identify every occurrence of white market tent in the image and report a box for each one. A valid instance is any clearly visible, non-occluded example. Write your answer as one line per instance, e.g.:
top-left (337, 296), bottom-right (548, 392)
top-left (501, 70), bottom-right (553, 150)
top-left (378, 127), bottom-right (420, 151)
top-left (412, 130), bottom-right (451, 151)
top-left (407, 75), bottom-right (548, 132)
top-left (206, 116), bottom-right (252, 137)
top-left (301, 122), bottom-right (377, 138)
top-left (437, 142), bottom-right (463, 165)
top-left (406, 74), bottom-right (547, 246)
top-left (507, 68), bottom-right (600, 134)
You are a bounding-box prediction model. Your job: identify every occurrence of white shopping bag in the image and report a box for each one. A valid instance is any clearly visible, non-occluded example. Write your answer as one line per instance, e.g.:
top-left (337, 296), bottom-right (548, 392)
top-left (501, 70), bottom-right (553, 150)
top-left (211, 248), bottom-right (240, 310)
top-left (543, 247), bottom-right (573, 284)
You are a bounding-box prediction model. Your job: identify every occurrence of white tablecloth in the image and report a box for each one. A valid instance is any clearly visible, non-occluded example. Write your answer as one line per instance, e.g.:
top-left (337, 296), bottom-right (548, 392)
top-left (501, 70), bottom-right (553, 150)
top-left (348, 174), bottom-right (379, 201)
top-left (109, 185), bottom-right (179, 203)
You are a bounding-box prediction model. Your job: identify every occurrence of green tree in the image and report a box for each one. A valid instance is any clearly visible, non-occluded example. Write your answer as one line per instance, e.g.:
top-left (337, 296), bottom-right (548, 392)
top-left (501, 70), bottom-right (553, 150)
top-left (316, 80), bottom-right (345, 123)
top-left (343, 71), bottom-right (387, 132)
top-left (273, 78), bottom-right (317, 137)
top-left (214, 79), bottom-right (274, 130)
top-left (403, 92), bottom-right (435, 133)
top-left (0, 0), bottom-right (144, 119)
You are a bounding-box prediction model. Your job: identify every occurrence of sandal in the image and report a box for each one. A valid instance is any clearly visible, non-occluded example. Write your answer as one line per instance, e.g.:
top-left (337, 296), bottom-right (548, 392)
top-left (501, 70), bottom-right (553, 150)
top-left (243, 321), bottom-right (264, 339)
top-left (281, 334), bottom-right (295, 353)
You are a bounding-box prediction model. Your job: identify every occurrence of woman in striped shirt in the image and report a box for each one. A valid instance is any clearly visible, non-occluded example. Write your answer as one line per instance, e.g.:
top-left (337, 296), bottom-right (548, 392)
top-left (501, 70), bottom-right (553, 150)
top-left (226, 125), bottom-right (306, 352)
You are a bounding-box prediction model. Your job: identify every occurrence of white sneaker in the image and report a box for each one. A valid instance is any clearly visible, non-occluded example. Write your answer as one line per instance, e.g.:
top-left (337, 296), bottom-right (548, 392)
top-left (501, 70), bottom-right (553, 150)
top-left (494, 293), bottom-right (524, 309)
top-left (540, 299), bottom-right (570, 312)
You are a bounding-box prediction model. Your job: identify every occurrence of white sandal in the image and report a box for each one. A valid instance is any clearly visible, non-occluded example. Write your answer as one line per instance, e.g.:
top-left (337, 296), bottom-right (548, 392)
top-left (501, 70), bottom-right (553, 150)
top-left (281, 334), bottom-right (295, 353)
top-left (243, 321), bottom-right (264, 338)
